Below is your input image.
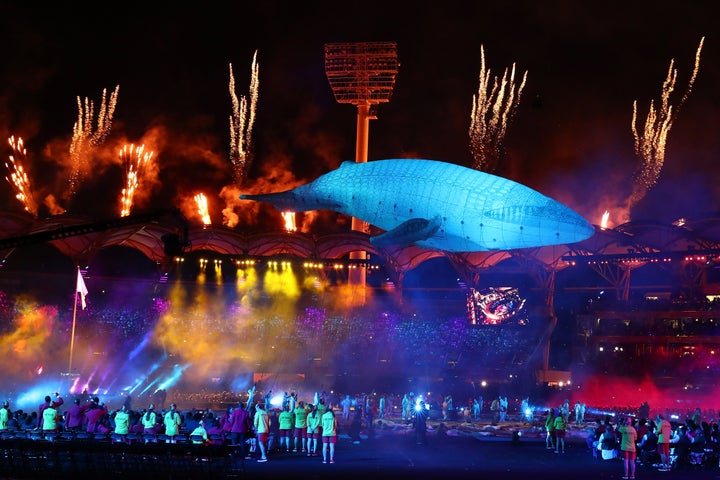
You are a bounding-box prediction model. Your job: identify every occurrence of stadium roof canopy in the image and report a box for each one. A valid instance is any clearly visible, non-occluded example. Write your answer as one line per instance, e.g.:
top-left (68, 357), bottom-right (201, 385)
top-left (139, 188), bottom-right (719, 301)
top-left (2, 210), bottom-right (720, 291)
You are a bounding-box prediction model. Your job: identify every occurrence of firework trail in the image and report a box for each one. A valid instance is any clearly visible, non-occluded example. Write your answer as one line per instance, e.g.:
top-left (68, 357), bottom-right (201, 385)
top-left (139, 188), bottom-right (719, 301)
top-left (629, 37), bottom-right (704, 207)
top-left (194, 193), bottom-right (212, 225)
top-left (4, 136), bottom-right (38, 217)
top-left (468, 45), bottom-right (528, 173)
top-left (119, 144), bottom-right (153, 217)
top-left (69, 85), bottom-right (120, 197)
top-left (229, 51), bottom-right (259, 186)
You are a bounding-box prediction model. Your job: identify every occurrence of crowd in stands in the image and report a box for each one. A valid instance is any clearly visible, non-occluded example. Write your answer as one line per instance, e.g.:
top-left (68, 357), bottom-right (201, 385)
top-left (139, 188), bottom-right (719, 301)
top-left (590, 317), bottom-right (720, 337)
top-left (582, 295), bottom-right (720, 313)
top-left (0, 289), bottom-right (541, 387)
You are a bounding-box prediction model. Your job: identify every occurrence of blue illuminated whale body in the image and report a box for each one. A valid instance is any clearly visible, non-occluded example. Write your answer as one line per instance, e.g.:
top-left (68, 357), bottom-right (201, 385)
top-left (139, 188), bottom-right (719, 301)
top-left (240, 158), bottom-right (595, 252)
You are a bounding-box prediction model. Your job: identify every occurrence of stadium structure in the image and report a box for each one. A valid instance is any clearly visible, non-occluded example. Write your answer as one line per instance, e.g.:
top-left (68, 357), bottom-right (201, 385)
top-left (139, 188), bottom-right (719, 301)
top-left (2, 209), bottom-right (720, 398)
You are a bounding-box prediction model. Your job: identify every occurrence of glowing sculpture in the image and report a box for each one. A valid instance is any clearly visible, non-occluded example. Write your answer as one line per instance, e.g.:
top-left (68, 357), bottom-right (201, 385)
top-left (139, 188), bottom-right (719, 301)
top-left (240, 158), bottom-right (594, 252)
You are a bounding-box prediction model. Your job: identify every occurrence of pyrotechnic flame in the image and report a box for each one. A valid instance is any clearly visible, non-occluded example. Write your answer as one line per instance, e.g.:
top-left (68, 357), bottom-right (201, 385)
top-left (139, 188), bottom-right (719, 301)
top-left (5, 136), bottom-right (38, 216)
top-left (600, 210), bottom-right (610, 229)
top-left (119, 144), bottom-right (153, 217)
top-left (229, 51), bottom-right (259, 186)
top-left (629, 37), bottom-right (704, 207)
top-left (468, 45), bottom-right (527, 173)
top-left (194, 193), bottom-right (212, 225)
top-left (281, 211), bottom-right (297, 232)
top-left (69, 85), bottom-right (120, 197)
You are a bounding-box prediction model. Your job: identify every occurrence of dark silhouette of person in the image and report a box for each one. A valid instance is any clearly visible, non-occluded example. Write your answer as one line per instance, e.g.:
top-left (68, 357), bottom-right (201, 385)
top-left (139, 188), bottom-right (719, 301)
top-left (155, 389), bottom-right (167, 410)
top-left (414, 400), bottom-right (428, 445)
top-left (349, 410), bottom-right (362, 444)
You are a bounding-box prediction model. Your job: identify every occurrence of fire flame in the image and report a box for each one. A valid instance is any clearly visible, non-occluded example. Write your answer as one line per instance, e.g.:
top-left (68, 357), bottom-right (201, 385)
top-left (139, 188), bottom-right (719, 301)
top-left (281, 211), bottom-right (297, 232)
top-left (194, 193), bottom-right (212, 225)
top-left (600, 210), bottom-right (610, 229)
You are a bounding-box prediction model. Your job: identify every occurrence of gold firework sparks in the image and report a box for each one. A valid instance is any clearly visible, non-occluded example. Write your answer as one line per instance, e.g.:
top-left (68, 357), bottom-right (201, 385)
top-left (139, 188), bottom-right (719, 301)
top-left (194, 193), bottom-right (212, 225)
top-left (468, 45), bottom-right (528, 173)
top-left (630, 37), bottom-right (704, 206)
top-left (229, 51), bottom-right (259, 185)
top-left (5, 136), bottom-right (38, 216)
top-left (119, 144), bottom-right (153, 217)
top-left (69, 85), bottom-right (120, 197)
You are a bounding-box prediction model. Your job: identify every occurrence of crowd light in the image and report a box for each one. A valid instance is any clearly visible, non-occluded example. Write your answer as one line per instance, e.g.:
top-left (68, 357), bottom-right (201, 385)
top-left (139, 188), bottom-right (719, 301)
top-left (169, 255), bottom-right (381, 271)
top-left (563, 248), bottom-right (720, 266)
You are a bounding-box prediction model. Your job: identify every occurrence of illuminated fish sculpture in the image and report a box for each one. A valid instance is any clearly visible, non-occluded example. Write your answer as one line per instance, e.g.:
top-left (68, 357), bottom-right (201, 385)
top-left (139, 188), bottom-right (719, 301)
top-left (240, 158), bottom-right (595, 252)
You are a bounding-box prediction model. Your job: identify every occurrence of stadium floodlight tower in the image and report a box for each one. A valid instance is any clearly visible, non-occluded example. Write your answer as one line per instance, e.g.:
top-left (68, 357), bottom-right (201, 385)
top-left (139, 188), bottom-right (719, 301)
top-left (324, 41), bottom-right (399, 305)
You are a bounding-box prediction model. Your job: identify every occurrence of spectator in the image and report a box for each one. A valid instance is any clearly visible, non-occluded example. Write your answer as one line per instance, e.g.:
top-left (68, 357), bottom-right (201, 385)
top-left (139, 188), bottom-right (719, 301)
top-left (656, 414), bottom-right (672, 471)
top-left (321, 404), bottom-right (338, 463)
top-left (253, 402), bottom-right (270, 462)
top-left (65, 398), bottom-right (88, 433)
top-left (113, 405), bottom-right (131, 437)
top-left (141, 404), bottom-right (159, 435)
top-left (278, 404), bottom-right (293, 453)
top-left (41, 400), bottom-right (60, 433)
top-left (545, 409), bottom-right (556, 450)
top-left (163, 403), bottom-right (182, 443)
top-left (190, 419), bottom-right (209, 445)
top-left (306, 404), bottom-right (321, 456)
top-left (349, 409), bottom-right (362, 445)
top-left (553, 412), bottom-right (568, 454)
top-left (229, 401), bottom-right (252, 458)
top-left (85, 398), bottom-right (108, 434)
top-left (0, 401), bottom-right (11, 431)
top-left (37, 392), bottom-right (63, 429)
top-left (293, 400), bottom-right (309, 453)
top-left (618, 416), bottom-right (637, 480)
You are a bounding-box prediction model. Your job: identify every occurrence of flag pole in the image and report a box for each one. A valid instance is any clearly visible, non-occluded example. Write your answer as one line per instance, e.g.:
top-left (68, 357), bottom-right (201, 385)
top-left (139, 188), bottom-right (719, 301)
top-left (69, 273), bottom-right (79, 373)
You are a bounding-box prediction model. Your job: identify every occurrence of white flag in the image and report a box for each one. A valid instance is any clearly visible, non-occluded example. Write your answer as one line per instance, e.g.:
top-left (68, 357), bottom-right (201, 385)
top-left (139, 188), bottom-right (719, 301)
top-left (76, 269), bottom-right (88, 310)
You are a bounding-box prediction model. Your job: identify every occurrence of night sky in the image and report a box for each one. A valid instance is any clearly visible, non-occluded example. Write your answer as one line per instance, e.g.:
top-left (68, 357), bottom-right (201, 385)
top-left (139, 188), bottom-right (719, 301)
top-left (1, 1), bottom-right (719, 229)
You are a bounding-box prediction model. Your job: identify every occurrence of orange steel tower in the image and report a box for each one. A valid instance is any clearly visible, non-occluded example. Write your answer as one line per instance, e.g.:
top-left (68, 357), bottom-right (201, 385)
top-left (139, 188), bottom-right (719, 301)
top-left (324, 41), bottom-right (399, 306)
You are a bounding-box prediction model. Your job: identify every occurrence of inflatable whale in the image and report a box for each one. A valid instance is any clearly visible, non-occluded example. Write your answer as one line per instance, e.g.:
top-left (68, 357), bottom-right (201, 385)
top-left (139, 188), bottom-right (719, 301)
top-left (240, 158), bottom-right (594, 252)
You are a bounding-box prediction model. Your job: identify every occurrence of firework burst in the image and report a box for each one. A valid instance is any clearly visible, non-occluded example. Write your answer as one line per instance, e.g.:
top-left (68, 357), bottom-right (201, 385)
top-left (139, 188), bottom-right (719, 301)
top-left (468, 45), bottom-right (527, 173)
top-left (629, 37), bottom-right (704, 207)
top-left (119, 144), bottom-right (153, 217)
top-left (69, 85), bottom-right (120, 197)
top-left (229, 51), bottom-right (259, 186)
top-left (5, 136), bottom-right (38, 217)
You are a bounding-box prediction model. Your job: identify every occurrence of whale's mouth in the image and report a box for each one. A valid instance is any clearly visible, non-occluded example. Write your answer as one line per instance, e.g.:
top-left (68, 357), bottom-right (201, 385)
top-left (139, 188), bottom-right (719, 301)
top-left (240, 191), bottom-right (343, 213)
top-left (240, 191), bottom-right (301, 212)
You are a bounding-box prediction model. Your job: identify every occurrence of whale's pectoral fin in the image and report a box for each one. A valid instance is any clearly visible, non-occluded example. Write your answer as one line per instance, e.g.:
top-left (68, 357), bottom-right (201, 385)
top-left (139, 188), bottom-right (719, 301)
top-left (370, 217), bottom-right (441, 247)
